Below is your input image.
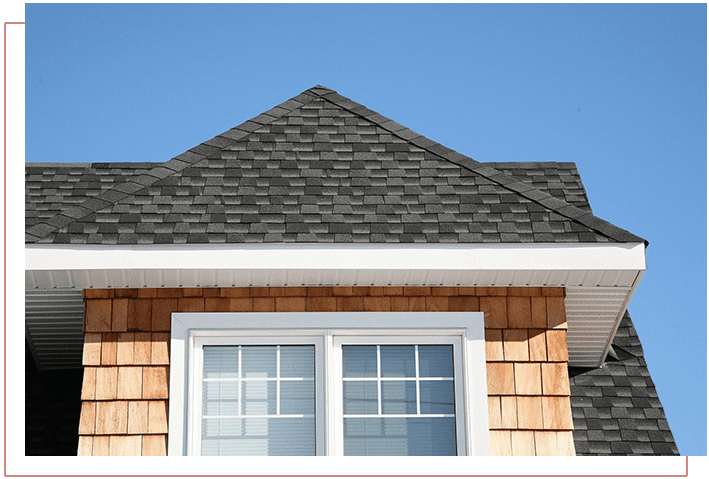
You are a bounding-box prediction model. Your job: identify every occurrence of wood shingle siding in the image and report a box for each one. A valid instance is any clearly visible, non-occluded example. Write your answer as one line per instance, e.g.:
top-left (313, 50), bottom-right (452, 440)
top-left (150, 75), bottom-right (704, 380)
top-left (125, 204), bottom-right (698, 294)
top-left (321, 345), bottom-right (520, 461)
top-left (78, 285), bottom-right (574, 456)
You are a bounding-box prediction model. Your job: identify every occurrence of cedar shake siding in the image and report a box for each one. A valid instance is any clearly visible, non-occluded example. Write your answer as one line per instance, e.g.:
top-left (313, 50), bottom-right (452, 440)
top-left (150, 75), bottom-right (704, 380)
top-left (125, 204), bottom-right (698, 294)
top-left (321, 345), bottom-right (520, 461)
top-left (78, 286), bottom-right (574, 456)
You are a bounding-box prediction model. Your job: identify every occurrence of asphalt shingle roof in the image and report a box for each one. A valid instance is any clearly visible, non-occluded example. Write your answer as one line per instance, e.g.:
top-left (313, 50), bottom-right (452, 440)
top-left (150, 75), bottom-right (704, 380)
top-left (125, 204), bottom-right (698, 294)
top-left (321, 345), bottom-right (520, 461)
top-left (25, 85), bottom-right (645, 245)
top-left (570, 311), bottom-right (679, 456)
top-left (485, 162), bottom-right (593, 213)
top-left (25, 163), bottom-right (159, 230)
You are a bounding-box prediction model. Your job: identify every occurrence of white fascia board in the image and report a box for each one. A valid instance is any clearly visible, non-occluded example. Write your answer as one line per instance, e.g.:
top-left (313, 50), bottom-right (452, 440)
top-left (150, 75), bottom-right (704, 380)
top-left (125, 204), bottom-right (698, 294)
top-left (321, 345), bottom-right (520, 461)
top-left (26, 243), bottom-right (646, 273)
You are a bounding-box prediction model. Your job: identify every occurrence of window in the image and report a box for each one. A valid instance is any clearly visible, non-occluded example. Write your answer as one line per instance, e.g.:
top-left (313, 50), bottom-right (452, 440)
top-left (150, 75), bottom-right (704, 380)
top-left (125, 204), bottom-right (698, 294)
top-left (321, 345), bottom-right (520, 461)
top-left (168, 312), bottom-right (489, 456)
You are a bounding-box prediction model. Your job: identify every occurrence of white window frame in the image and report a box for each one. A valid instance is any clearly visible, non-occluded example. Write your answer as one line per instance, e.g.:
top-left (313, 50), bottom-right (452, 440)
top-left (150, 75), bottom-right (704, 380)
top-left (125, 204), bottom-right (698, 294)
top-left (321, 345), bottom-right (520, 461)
top-left (168, 312), bottom-right (490, 456)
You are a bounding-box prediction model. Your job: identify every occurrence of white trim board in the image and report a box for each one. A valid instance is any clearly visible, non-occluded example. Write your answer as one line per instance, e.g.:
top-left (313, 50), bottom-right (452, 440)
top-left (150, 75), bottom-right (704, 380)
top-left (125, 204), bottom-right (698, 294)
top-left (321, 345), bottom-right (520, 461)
top-left (26, 243), bottom-right (645, 273)
top-left (26, 243), bottom-right (645, 292)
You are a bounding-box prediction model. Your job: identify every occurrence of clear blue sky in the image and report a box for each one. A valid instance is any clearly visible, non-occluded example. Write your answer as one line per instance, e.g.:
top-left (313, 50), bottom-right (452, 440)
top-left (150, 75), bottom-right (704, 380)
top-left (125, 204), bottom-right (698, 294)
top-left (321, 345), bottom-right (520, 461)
top-left (23, 3), bottom-right (706, 456)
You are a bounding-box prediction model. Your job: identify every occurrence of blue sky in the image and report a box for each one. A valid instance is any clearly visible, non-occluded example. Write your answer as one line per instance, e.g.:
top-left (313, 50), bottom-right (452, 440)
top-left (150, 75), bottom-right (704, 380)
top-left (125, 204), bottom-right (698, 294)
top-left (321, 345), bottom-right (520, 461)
top-left (22, 3), bottom-right (706, 456)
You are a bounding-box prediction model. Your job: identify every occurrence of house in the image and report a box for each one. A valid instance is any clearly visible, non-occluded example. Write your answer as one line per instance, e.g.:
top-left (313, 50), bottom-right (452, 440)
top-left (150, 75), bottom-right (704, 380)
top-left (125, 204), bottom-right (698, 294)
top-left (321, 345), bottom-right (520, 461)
top-left (25, 86), bottom-right (679, 456)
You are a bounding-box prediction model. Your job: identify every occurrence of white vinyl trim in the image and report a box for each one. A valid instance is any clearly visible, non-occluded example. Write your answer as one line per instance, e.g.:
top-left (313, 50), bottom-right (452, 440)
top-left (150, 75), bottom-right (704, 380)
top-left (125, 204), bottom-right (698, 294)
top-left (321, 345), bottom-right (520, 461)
top-left (168, 312), bottom-right (489, 457)
top-left (26, 242), bottom-right (646, 272)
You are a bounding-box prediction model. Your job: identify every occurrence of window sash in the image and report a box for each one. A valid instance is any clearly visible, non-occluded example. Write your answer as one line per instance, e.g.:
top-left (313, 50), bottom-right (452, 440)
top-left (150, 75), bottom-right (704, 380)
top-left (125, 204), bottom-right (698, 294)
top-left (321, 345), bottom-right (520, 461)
top-left (190, 336), bottom-right (325, 456)
top-left (332, 336), bottom-right (465, 456)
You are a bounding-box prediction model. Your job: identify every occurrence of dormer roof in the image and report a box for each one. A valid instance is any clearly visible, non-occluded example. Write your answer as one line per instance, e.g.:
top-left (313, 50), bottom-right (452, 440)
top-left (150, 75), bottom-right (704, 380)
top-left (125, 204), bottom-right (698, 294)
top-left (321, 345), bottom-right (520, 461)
top-left (26, 85), bottom-right (645, 246)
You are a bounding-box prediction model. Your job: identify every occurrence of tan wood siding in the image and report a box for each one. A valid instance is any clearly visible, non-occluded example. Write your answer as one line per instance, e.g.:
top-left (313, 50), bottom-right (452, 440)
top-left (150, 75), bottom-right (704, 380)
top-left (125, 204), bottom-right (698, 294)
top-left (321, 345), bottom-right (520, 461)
top-left (79, 285), bottom-right (573, 456)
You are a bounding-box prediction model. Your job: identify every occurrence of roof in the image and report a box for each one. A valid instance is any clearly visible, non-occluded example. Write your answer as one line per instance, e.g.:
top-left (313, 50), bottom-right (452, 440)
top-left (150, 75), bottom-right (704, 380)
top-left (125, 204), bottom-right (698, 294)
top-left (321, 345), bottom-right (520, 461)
top-left (25, 85), bottom-right (645, 246)
top-left (570, 311), bottom-right (679, 455)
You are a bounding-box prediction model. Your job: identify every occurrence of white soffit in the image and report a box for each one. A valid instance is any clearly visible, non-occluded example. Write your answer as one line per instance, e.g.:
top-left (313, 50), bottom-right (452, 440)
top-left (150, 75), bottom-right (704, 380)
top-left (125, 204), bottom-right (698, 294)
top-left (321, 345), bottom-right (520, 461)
top-left (25, 243), bottom-right (645, 368)
top-left (26, 289), bottom-right (85, 370)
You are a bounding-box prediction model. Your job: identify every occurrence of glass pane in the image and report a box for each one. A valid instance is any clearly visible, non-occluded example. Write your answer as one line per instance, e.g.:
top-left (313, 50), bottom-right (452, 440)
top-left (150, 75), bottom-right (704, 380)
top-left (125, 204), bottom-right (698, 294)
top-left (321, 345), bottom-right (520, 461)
top-left (242, 346), bottom-right (277, 378)
top-left (201, 344), bottom-right (316, 456)
top-left (418, 345), bottom-right (454, 378)
top-left (280, 346), bottom-right (314, 378)
top-left (280, 380), bottom-right (315, 415)
top-left (342, 345), bottom-right (377, 378)
top-left (203, 380), bottom-right (239, 416)
top-left (380, 346), bottom-right (415, 377)
top-left (344, 418), bottom-right (456, 456)
top-left (202, 417), bottom-right (242, 455)
top-left (202, 418), bottom-right (315, 456)
top-left (419, 380), bottom-right (455, 414)
top-left (343, 381), bottom-right (378, 414)
top-left (241, 380), bottom-right (276, 415)
top-left (381, 381), bottom-right (416, 414)
top-left (203, 346), bottom-right (239, 379)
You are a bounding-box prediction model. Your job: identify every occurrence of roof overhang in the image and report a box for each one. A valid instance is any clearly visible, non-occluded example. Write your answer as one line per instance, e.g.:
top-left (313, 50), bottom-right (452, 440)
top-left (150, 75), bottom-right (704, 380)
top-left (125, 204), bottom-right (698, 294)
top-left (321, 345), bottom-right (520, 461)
top-left (26, 243), bottom-right (645, 368)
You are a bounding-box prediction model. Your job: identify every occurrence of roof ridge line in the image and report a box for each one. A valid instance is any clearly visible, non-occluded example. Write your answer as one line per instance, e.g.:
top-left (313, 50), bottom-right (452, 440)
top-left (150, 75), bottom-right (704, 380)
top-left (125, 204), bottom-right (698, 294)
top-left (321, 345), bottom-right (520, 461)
top-left (25, 88), bottom-right (325, 243)
top-left (480, 161), bottom-right (595, 216)
top-left (467, 164), bottom-right (647, 244)
top-left (309, 87), bottom-right (646, 245)
top-left (308, 88), bottom-right (484, 167)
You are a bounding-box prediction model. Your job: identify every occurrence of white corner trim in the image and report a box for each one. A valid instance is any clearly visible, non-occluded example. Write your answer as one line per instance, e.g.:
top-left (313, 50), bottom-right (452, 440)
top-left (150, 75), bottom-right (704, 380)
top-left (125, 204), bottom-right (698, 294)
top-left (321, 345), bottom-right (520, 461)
top-left (26, 243), bottom-right (646, 272)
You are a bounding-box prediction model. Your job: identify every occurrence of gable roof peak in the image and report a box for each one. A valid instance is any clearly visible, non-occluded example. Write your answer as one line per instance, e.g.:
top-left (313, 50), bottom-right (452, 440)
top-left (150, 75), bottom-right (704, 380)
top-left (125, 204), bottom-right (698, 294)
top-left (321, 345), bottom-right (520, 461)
top-left (25, 85), bottom-right (647, 246)
top-left (307, 85), bottom-right (336, 96)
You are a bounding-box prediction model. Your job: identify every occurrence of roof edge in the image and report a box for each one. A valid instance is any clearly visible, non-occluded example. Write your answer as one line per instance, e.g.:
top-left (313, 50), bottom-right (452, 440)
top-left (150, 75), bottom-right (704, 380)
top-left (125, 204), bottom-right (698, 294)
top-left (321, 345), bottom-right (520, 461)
top-left (26, 242), bottom-right (646, 369)
top-left (26, 242), bottom-right (646, 274)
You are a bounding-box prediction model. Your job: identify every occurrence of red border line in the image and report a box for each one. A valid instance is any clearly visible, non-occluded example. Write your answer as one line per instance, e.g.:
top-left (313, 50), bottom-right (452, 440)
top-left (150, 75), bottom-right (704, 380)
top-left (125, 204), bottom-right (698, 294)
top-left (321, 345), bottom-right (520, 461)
top-left (4, 19), bottom-right (689, 479)
top-left (4, 20), bottom-right (26, 479)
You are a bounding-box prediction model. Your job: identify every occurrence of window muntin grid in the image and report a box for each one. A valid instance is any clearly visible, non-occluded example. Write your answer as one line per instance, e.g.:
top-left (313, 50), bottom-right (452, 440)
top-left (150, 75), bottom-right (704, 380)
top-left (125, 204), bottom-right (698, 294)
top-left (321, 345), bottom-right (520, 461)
top-left (200, 345), bottom-right (316, 456)
top-left (342, 345), bottom-right (455, 418)
top-left (341, 344), bottom-right (457, 456)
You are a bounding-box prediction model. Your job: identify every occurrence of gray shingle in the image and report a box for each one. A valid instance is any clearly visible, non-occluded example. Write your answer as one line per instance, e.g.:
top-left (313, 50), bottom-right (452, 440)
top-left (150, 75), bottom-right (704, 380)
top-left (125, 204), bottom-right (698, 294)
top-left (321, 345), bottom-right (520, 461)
top-left (570, 312), bottom-right (679, 456)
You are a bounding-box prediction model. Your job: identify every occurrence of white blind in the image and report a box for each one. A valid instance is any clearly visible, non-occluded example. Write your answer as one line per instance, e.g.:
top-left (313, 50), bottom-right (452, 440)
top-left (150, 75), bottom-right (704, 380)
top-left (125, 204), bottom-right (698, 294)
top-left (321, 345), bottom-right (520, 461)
top-left (342, 345), bottom-right (457, 456)
top-left (201, 345), bottom-right (316, 456)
